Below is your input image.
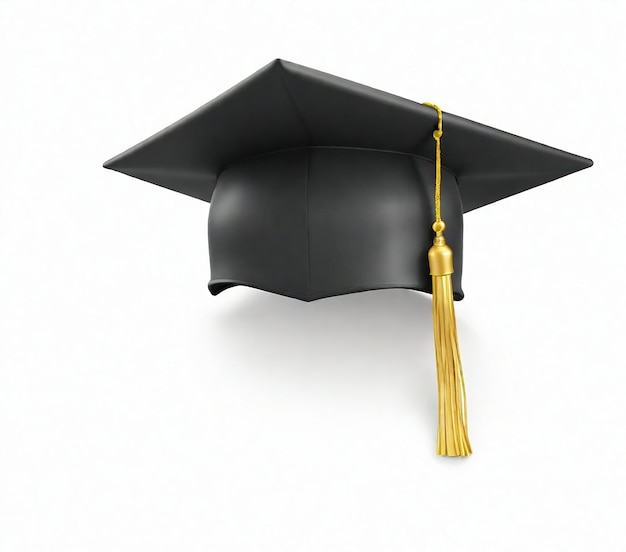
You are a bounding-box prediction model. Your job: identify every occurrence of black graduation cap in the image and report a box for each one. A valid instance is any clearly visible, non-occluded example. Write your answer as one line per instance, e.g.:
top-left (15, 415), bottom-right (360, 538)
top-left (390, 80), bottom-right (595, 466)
top-left (104, 58), bottom-right (592, 303)
top-left (104, 59), bottom-right (592, 456)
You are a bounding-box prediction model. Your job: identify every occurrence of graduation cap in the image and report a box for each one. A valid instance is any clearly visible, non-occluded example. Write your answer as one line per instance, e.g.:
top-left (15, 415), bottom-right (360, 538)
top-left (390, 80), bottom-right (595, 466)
top-left (104, 59), bottom-right (592, 456)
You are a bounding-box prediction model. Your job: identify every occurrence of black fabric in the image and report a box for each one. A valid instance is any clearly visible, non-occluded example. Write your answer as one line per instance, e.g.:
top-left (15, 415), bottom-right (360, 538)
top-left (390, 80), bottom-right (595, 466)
top-left (104, 59), bottom-right (592, 211)
top-left (208, 148), bottom-right (464, 301)
top-left (103, 59), bottom-right (592, 302)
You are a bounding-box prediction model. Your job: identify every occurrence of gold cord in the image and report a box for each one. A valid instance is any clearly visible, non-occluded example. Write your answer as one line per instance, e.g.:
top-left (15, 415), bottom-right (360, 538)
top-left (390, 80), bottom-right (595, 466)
top-left (422, 102), bottom-right (443, 226)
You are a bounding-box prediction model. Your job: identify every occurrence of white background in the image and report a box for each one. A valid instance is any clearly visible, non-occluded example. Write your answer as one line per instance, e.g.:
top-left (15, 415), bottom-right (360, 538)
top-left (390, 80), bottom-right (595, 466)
top-left (1, 1), bottom-right (625, 550)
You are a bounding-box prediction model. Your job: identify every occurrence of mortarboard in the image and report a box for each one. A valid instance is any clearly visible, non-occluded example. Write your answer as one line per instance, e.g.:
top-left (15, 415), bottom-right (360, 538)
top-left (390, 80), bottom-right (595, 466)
top-left (104, 59), bottom-right (592, 456)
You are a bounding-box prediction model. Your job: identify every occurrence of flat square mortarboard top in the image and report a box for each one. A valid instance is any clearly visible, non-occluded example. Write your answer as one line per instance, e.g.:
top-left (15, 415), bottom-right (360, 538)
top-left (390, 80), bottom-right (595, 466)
top-left (103, 59), bottom-right (592, 304)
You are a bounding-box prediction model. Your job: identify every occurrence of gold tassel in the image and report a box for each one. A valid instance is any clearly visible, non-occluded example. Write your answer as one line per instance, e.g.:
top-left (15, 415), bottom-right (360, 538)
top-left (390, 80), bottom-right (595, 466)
top-left (424, 103), bottom-right (472, 457)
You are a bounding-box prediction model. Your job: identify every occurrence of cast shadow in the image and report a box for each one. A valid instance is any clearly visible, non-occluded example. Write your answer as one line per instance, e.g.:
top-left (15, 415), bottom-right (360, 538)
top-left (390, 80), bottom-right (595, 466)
top-left (207, 287), bottom-right (474, 428)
